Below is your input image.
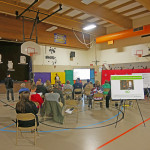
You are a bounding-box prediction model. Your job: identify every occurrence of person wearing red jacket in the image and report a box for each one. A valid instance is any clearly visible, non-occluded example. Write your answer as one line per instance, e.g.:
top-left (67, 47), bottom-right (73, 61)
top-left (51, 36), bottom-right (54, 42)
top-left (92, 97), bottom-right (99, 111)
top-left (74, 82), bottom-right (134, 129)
top-left (30, 84), bottom-right (44, 109)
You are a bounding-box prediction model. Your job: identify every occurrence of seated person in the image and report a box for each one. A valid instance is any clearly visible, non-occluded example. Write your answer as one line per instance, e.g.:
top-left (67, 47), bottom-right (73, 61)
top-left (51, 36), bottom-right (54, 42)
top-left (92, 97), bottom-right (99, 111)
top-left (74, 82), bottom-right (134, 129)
top-left (37, 78), bottom-right (43, 85)
top-left (63, 80), bottom-right (73, 99)
top-left (91, 80), bottom-right (103, 96)
top-left (84, 80), bottom-right (93, 97)
top-left (45, 88), bottom-right (60, 103)
top-left (83, 79), bottom-right (90, 89)
top-left (84, 80), bottom-right (93, 90)
top-left (16, 91), bottom-right (39, 127)
top-left (73, 78), bottom-right (82, 94)
top-left (53, 83), bottom-right (65, 105)
top-left (63, 80), bottom-right (73, 92)
top-left (89, 80), bottom-right (103, 107)
top-left (45, 80), bottom-right (52, 90)
top-left (36, 81), bottom-right (48, 96)
top-left (42, 88), bottom-right (64, 124)
top-left (102, 80), bottom-right (111, 95)
top-left (19, 83), bottom-right (30, 94)
top-left (57, 80), bottom-right (63, 91)
top-left (30, 84), bottom-right (44, 109)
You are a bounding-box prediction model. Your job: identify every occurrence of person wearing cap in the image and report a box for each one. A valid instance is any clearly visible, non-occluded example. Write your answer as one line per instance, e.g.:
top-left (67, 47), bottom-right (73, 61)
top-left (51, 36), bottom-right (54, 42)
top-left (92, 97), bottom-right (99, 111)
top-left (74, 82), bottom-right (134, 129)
top-left (83, 79), bottom-right (91, 89)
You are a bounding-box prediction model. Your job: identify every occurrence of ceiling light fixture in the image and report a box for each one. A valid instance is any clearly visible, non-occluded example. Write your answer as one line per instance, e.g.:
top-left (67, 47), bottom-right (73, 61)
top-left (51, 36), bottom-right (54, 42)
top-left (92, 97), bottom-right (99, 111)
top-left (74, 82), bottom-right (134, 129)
top-left (81, 0), bottom-right (94, 5)
top-left (83, 24), bottom-right (96, 30)
top-left (46, 26), bottom-right (58, 32)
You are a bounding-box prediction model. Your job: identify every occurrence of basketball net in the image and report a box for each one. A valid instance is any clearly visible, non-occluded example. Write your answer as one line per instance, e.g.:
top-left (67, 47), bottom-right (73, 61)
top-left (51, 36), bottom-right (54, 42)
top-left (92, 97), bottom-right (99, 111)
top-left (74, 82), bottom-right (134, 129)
top-left (29, 52), bottom-right (37, 57)
top-left (137, 54), bottom-right (142, 57)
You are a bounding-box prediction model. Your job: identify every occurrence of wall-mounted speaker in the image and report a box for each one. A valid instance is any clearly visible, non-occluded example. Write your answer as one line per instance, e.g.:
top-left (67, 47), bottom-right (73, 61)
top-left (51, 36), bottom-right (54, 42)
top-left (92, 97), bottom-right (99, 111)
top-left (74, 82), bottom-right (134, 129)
top-left (70, 51), bottom-right (75, 57)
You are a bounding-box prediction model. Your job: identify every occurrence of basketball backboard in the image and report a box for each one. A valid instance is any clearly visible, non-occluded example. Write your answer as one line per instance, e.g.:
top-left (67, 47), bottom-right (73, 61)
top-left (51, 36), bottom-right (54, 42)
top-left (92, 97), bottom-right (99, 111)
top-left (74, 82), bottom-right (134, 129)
top-left (21, 41), bottom-right (40, 56)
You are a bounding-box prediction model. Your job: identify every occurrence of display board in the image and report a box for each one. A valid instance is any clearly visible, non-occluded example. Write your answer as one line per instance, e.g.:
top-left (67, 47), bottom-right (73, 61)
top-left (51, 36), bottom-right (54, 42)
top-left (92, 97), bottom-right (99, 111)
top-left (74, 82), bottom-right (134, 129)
top-left (111, 75), bottom-right (144, 99)
top-left (51, 72), bottom-right (65, 84)
top-left (73, 69), bottom-right (90, 80)
top-left (132, 73), bottom-right (150, 88)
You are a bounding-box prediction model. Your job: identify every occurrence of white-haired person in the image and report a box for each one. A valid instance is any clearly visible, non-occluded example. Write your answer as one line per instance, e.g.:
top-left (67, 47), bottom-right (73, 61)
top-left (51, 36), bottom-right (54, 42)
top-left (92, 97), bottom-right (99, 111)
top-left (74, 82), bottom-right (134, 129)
top-left (19, 83), bottom-right (30, 94)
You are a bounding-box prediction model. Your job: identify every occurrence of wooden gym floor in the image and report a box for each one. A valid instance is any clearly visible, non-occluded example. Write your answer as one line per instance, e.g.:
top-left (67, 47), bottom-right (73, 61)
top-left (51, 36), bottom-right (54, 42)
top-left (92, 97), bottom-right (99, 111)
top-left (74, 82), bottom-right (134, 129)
top-left (0, 93), bottom-right (150, 150)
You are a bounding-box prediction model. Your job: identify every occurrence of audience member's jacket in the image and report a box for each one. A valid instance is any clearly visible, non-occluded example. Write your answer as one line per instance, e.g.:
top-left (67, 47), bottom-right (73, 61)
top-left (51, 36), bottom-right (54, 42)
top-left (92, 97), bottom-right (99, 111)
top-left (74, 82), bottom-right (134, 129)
top-left (53, 88), bottom-right (65, 105)
top-left (30, 93), bottom-right (44, 108)
top-left (16, 101), bottom-right (39, 127)
top-left (73, 82), bottom-right (82, 89)
top-left (36, 85), bottom-right (48, 95)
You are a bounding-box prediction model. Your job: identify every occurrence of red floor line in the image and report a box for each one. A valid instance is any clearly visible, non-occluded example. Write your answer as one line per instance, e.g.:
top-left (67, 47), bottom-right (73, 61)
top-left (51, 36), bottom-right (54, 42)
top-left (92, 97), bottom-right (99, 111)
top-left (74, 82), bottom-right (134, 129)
top-left (96, 117), bottom-right (150, 150)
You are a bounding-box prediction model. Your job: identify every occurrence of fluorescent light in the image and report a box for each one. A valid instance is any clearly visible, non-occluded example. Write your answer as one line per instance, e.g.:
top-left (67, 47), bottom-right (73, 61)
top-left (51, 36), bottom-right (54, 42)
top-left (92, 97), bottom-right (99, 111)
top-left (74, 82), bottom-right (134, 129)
top-left (46, 26), bottom-right (58, 32)
top-left (83, 24), bottom-right (96, 30)
top-left (81, 0), bottom-right (94, 5)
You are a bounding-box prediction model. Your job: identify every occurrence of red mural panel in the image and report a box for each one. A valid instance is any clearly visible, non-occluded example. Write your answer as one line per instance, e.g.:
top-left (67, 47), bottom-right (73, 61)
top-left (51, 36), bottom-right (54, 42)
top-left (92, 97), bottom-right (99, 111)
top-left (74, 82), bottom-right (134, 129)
top-left (102, 69), bottom-right (150, 85)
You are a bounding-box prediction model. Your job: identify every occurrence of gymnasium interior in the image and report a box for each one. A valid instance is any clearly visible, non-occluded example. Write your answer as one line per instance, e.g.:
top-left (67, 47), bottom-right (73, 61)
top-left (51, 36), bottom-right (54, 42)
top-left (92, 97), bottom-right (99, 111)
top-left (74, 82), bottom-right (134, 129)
top-left (0, 0), bottom-right (150, 150)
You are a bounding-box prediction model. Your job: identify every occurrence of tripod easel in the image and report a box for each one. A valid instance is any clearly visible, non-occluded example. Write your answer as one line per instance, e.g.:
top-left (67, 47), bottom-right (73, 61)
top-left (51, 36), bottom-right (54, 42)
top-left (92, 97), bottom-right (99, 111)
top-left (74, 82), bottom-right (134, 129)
top-left (115, 99), bottom-right (145, 128)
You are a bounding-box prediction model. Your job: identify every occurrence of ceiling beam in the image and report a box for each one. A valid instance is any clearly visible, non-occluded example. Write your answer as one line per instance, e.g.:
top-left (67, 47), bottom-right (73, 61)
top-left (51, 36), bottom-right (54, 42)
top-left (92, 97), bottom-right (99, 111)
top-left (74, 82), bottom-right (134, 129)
top-left (99, 0), bottom-right (116, 7)
top-left (127, 10), bottom-right (149, 18)
top-left (60, 8), bottom-right (74, 16)
top-left (120, 5), bottom-right (144, 15)
top-left (50, 0), bottom-right (132, 29)
top-left (72, 13), bottom-right (84, 19)
top-left (111, 0), bottom-right (135, 11)
top-left (83, 16), bottom-right (95, 22)
top-left (0, 0), bottom-right (106, 36)
top-left (33, 0), bottom-right (45, 7)
top-left (135, 0), bottom-right (150, 11)
top-left (47, 4), bottom-right (60, 13)
top-left (13, 0), bottom-right (21, 5)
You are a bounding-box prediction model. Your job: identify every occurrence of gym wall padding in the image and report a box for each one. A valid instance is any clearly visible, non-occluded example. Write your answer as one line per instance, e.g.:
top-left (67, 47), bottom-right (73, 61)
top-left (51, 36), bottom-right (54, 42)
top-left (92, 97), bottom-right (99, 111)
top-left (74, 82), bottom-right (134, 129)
top-left (65, 70), bottom-right (73, 85)
top-left (51, 72), bottom-right (65, 84)
top-left (34, 72), bottom-right (51, 84)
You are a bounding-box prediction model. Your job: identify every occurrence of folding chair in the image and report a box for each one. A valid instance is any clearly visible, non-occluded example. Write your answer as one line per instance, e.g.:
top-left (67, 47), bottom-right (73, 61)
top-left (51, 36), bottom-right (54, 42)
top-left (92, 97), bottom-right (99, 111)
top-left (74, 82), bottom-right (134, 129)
top-left (74, 88), bottom-right (82, 100)
top-left (63, 89), bottom-right (72, 100)
top-left (92, 93), bottom-right (104, 109)
top-left (16, 113), bottom-right (37, 145)
top-left (83, 88), bottom-right (91, 105)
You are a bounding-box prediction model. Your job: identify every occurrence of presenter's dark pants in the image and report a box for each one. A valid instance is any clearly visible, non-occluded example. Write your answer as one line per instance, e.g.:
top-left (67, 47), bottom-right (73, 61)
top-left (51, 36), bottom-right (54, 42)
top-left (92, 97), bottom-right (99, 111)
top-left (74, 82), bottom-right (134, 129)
top-left (7, 88), bottom-right (14, 101)
top-left (106, 95), bottom-right (111, 108)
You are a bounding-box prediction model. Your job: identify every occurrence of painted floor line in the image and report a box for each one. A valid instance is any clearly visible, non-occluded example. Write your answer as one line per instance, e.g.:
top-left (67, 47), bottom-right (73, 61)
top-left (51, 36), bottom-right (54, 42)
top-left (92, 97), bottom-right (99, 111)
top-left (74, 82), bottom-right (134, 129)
top-left (0, 110), bottom-right (122, 133)
top-left (0, 99), bottom-right (123, 133)
top-left (96, 117), bottom-right (150, 150)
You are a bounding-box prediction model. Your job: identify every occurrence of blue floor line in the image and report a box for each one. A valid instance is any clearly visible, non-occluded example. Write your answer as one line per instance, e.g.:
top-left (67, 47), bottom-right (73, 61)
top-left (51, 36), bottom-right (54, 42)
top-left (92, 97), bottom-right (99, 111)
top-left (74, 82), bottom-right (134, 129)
top-left (0, 107), bottom-right (123, 133)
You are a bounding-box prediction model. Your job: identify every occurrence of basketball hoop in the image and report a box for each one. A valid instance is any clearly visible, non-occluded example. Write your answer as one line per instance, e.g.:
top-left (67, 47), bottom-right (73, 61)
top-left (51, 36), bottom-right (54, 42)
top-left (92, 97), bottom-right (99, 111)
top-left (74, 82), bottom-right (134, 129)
top-left (27, 47), bottom-right (38, 57)
top-left (30, 53), bottom-right (34, 57)
top-left (135, 50), bottom-right (143, 58)
top-left (135, 54), bottom-right (142, 57)
top-left (29, 52), bottom-right (37, 57)
top-left (137, 54), bottom-right (142, 57)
